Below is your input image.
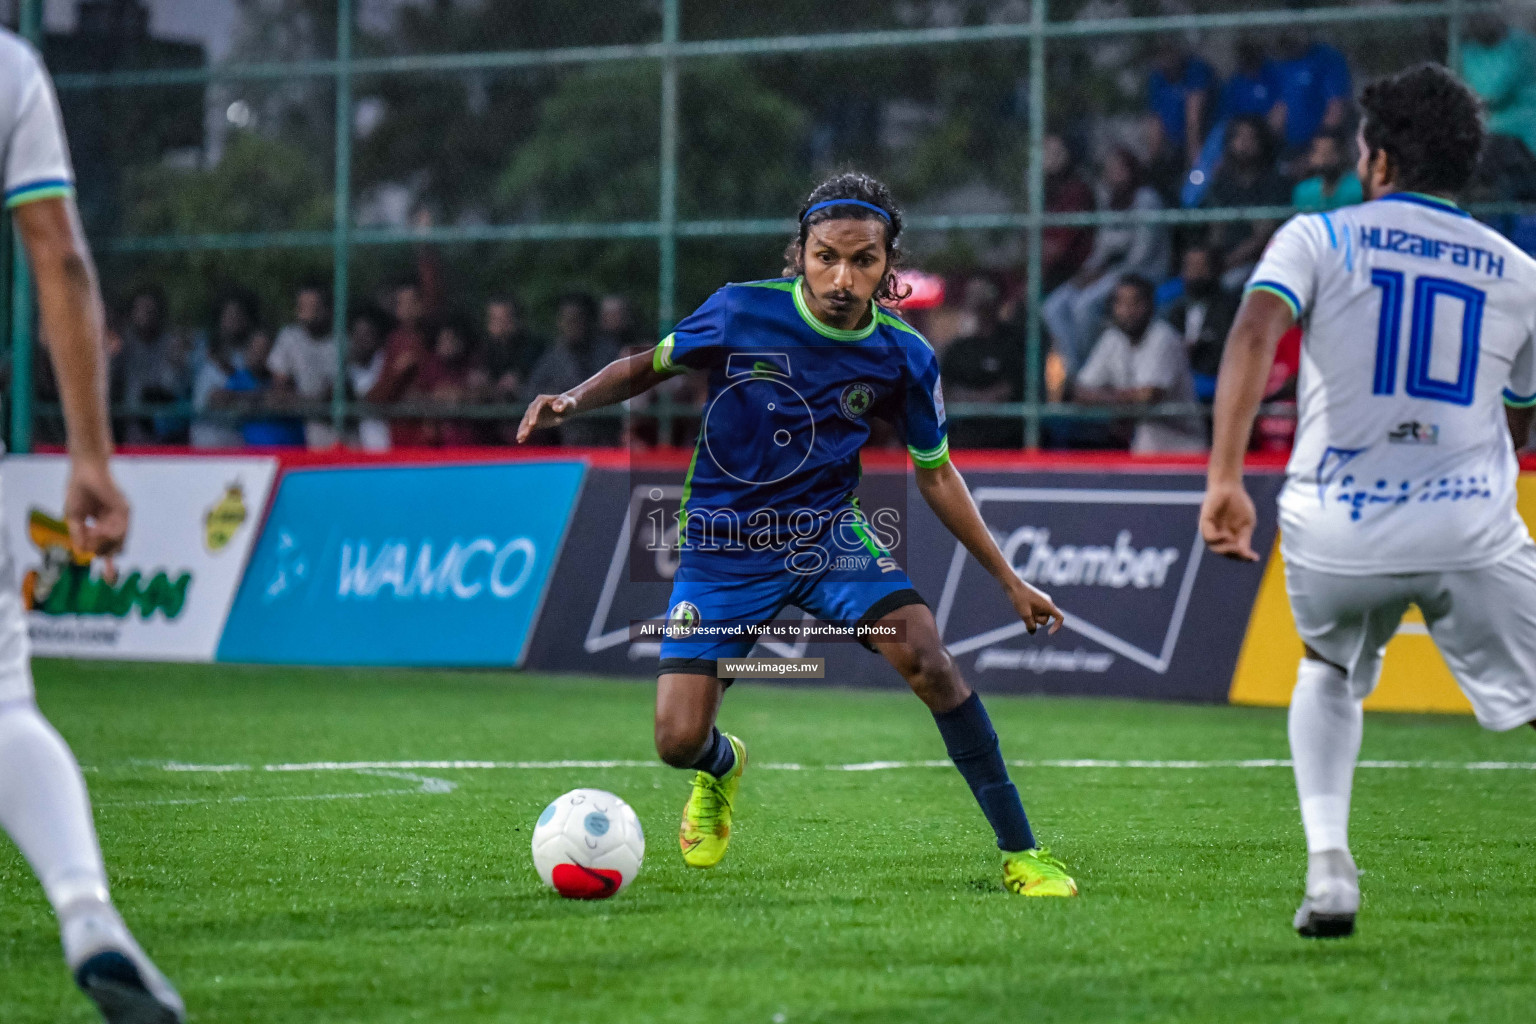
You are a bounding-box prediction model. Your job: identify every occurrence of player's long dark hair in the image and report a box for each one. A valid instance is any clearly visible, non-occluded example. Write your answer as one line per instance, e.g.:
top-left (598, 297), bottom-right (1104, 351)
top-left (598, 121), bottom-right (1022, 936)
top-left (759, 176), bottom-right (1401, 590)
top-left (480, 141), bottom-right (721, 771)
top-left (1360, 63), bottom-right (1485, 196)
top-left (783, 172), bottom-right (912, 306)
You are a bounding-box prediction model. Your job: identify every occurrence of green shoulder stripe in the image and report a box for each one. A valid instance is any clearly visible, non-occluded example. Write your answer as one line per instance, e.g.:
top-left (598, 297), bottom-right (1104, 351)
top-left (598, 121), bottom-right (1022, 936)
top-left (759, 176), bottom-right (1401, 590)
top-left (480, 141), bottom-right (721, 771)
top-left (877, 310), bottom-right (933, 350)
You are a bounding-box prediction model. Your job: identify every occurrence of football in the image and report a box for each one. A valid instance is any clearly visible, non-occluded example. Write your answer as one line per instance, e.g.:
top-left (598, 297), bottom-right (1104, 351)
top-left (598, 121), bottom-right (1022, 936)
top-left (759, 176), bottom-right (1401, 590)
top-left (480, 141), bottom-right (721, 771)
top-left (531, 789), bottom-right (645, 899)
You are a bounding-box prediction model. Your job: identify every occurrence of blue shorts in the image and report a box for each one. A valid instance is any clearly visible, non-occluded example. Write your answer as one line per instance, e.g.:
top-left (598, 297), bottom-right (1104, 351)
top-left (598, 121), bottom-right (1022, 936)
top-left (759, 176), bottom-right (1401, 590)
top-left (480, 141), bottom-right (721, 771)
top-left (657, 556), bottom-right (925, 678)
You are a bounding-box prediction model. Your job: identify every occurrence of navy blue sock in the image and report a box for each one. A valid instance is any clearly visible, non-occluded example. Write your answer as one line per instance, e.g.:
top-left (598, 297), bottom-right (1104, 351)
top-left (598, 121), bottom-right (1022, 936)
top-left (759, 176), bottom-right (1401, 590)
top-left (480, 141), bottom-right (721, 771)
top-left (688, 728), bottom-right (737, 778)
top-left (932, 692), bottom-right (1036, 852)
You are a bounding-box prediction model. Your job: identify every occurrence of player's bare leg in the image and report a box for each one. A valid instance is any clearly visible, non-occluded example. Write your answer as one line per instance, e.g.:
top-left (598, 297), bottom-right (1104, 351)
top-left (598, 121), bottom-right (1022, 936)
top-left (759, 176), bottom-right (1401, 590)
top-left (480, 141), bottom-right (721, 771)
top-left (656, 673), bottom-right (746, 868)
top-left (1288, 647), bottom-right (1362, 938)
top-left (872, 604), bottom-right (1076, 896)
top-left (871, 603), bottom-right (969, 714)
top-left (654, 672), bottom-right (726, 768)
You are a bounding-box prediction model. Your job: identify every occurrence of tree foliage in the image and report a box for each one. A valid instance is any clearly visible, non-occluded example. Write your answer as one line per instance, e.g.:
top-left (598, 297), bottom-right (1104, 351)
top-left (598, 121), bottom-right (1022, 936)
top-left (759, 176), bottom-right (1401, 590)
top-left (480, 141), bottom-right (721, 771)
top-left (98, 0), bottom-right (1057, 331)
top-left (110, 131), bottom-right (332, 326)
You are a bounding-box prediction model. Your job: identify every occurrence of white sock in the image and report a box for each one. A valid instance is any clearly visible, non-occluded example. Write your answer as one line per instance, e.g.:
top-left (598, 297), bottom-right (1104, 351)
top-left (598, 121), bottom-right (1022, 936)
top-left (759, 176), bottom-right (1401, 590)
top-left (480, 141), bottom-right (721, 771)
top-left (1288, 659), bottom-right (1362, 854)
top-left (0, 699), bottom-right (111, 916)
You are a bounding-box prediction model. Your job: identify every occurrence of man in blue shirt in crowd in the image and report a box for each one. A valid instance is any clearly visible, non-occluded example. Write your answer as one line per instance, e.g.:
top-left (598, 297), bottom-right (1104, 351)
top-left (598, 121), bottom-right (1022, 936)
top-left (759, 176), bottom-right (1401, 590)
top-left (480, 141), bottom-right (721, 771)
top-left (1269, 32), bottom-right (1352, 154)
top-left (1148, 41), bottom-right (1217, 168)
top-left (1220, 42), bottom-right (1281, 121)
top-left (518, 172), bottom-right (1078, 898)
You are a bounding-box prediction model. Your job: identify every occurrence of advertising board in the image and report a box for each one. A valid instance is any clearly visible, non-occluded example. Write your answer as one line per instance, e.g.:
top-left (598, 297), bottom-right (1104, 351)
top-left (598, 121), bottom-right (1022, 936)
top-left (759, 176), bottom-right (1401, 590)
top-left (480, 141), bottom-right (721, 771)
top-left (1, 455), bottom-right (277, 661)
top-left (919, 472), bottom-right (1281, 700)
top-left (218, 461), bottom-right (584, 666)
top-left (528, 467), bottom-right (1281, 701)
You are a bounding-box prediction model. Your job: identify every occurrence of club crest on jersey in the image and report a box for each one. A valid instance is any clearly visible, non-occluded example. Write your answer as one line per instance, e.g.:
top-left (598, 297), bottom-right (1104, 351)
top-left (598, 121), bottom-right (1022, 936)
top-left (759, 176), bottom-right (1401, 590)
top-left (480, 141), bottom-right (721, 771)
top-left (839, 382), bottom-right (876, 421)
top-left (666, 600), bottom-right (701, 638)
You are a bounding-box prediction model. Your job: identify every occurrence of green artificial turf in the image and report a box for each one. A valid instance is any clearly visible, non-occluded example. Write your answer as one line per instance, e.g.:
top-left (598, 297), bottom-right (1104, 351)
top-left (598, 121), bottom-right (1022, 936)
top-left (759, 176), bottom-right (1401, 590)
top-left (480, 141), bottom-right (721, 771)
top-left (0, 661), bottom-right (1531, 1023)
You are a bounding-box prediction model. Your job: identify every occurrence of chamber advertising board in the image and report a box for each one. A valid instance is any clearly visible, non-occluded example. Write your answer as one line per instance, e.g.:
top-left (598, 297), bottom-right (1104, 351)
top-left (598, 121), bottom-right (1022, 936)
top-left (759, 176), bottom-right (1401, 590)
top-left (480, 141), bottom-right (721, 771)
top-left (915, 471), bottom-right (1283, 701)
top-left (529, 467), bottom-right (1281, 702)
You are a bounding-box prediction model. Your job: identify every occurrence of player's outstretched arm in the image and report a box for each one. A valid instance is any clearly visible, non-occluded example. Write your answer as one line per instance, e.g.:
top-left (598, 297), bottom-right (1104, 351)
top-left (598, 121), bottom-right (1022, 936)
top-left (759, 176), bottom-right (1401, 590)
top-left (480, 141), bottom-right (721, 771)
top-left (1201, 289), bottom-right (1294, 562)
top-left (915, 461), bottom-right (1063, 635)
top-left (12, 196), bottom-right (128, 570)
top-left (515, 349), bottom-right (671, 443)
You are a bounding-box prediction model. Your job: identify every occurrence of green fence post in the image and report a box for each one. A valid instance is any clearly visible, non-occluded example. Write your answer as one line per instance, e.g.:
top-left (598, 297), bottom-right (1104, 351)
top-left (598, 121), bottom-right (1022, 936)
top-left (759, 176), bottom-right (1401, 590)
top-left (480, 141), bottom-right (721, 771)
top-left (1022, 0), bottom-right (1047, 450)
top-left (658, 0), bottom-right (680, 335)
top-left (8, 228), bottom-right (30, 456)
top-left (330, 0), bottom-right (354, 444)
top-left (1447, 0), bottom-right (1463, 70)
top-left (655, 0), bottom-right (681, 446)
top-left (8, 0), bottom-right (43, 454)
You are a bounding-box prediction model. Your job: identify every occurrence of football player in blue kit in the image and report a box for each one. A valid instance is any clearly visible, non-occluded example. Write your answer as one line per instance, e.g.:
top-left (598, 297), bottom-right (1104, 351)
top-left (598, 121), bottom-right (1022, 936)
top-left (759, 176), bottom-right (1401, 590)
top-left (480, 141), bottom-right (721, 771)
top-left (518, 173), bottom-right (1076, 896)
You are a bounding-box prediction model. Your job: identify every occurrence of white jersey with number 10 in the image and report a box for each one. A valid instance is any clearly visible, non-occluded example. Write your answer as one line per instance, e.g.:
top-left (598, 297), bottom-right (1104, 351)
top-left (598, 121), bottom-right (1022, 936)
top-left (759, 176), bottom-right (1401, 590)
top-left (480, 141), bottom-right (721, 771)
top-left (1246, 193), bottom-right (1536, 575)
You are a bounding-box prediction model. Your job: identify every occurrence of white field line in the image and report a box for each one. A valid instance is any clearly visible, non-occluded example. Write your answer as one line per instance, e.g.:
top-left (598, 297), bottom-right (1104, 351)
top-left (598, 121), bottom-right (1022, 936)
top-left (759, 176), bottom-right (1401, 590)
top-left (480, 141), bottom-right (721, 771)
top-left (100, 768), bottom-right (457, 809)
top-left (98, 788), bottom-right (425, 809)
top-left (155, 758), bottom-right (1536, 774)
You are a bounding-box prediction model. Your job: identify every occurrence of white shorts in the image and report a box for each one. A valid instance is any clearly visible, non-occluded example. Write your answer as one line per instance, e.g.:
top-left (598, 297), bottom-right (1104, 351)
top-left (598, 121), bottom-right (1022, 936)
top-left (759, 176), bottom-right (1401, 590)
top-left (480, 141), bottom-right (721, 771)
top-left (1286, 543), bottom-right (1536, 732)
top-left (0, 475), bottom-right (34, 703)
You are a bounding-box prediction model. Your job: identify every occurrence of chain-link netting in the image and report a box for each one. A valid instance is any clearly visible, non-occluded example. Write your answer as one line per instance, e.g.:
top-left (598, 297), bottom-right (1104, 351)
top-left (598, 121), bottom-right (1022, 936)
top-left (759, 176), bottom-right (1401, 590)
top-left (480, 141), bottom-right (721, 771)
top-left (3, 0), bottom-right (1531, 451)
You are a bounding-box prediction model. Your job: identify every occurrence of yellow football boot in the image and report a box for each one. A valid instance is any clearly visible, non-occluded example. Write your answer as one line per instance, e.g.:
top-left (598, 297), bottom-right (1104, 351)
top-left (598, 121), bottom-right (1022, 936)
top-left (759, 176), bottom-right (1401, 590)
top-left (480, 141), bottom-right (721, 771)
top-left (1002, 847), bottom-right (1079, 897)
top-left (678, 734), bottom-right (747, 868)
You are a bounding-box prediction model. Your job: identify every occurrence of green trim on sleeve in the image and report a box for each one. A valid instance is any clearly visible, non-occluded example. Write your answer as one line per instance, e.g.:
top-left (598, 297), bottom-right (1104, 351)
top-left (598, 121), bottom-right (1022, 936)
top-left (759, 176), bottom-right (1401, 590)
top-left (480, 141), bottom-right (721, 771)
top-left (1246, 283), bottom-right (1302, 320)
top-left (908, 438), bottom-right (951, 469)
top-left (5, 182), bottom-right (73, 209)
top-left (653, 333), bottom-right (679, 374)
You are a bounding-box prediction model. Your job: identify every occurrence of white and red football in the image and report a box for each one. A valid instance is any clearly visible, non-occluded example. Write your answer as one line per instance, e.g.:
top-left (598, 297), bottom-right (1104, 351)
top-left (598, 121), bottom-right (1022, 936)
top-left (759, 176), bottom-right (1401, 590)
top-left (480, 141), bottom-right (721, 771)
top-left (531, 788), bottom-right (644, 899)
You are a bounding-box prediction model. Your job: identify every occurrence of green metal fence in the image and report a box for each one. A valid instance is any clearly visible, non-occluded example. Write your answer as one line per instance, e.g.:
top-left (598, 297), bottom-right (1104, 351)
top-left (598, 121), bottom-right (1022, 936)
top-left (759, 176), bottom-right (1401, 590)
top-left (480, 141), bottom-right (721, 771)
top-left (5, 0), bottom-right (1523, 451)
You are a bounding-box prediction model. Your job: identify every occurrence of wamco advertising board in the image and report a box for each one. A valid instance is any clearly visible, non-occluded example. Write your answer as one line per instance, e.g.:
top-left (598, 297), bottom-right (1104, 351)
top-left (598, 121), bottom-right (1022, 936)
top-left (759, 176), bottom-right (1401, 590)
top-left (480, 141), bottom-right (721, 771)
top-left (218, 461), bottom-right (584, 666)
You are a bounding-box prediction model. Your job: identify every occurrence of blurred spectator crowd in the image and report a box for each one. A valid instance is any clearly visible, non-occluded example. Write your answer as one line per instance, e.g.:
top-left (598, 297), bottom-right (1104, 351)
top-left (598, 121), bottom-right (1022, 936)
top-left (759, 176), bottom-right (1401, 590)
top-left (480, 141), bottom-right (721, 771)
top-left (913, 16), bottom-right (1536, 454)
top-left (36, 249), bottom-right (647, 451)
top-left (38, 17), bottom-right (1536, 456)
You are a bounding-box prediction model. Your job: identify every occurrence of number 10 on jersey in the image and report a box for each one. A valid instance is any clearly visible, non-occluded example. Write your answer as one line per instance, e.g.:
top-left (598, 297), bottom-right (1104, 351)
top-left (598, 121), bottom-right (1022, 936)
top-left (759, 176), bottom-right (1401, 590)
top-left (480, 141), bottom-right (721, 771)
top-left (1370, 270), bottom-right (1486, 406)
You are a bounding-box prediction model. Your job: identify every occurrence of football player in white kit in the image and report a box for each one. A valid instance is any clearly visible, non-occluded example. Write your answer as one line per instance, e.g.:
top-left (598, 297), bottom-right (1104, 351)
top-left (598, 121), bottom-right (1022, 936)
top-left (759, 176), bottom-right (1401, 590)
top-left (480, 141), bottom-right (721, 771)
top-left (1201, 63), bottom-right (1536, 939)
top-left (0, 28), bottom-right (184, 1022)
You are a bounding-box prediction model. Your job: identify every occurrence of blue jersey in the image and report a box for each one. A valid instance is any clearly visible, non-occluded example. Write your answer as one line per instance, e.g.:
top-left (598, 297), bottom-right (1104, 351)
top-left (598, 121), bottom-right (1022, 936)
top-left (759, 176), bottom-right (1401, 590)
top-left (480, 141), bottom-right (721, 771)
top-left (653, 277), bottom-right (949, 576)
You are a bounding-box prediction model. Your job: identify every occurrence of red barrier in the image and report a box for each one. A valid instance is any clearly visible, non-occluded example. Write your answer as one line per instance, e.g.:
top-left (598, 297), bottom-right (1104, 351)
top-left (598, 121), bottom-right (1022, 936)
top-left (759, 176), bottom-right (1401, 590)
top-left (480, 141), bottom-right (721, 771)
top-left (65, 445), bottom-right (1293, 473)
top-left (44, 444), bottom-right (1536, 474)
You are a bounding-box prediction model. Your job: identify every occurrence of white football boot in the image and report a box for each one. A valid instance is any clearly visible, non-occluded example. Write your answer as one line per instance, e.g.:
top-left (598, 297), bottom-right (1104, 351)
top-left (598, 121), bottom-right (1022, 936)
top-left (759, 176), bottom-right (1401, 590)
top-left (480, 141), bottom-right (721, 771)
top-left (1293, 848), bottom-right (1360, 939)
